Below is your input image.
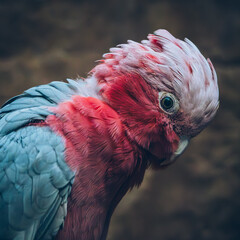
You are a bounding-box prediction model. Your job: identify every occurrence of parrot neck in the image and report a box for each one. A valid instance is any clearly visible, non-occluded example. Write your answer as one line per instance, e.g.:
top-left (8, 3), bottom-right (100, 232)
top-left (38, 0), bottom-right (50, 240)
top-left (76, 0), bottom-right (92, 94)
top-left (57, 164), bottom-right (146, 240)
top-left (47, 95), bottom-right (148, 240)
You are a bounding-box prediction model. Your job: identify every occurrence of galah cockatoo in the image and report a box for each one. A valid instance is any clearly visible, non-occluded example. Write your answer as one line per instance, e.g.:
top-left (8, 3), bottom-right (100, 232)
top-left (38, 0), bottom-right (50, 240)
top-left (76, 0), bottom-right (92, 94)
top-left (0, 30), bottom-right (219, 240)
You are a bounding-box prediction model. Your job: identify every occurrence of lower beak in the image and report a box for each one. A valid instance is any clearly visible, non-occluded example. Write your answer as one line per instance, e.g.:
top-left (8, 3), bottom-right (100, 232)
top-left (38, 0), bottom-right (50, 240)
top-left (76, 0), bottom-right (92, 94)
top-left (159, 136), bottom-right (189, 166)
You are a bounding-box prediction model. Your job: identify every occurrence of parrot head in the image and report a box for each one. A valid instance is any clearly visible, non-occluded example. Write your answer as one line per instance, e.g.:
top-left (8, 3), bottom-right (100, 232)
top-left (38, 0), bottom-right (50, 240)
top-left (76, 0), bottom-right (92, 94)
top-left (91, 29), bottom-right (219, 168)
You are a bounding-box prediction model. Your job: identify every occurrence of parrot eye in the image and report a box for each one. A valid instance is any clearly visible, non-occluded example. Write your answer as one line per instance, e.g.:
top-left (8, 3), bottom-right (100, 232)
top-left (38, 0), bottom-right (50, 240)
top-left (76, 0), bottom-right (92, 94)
top-left (158, 92), bottom-right (179, 114)
top-left (161, 96), bottom-right (173, 110)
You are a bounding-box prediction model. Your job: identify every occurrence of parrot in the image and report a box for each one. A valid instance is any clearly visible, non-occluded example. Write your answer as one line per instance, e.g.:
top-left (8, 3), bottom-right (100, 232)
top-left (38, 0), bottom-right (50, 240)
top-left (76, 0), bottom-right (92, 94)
top-left (0, 30), bottom-right (219, 240)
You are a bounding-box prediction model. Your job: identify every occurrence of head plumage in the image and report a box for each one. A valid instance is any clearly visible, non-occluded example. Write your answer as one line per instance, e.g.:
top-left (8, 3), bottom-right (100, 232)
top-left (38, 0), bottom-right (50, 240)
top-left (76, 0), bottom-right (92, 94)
top-left (91, 29), bottom-right (219, 136)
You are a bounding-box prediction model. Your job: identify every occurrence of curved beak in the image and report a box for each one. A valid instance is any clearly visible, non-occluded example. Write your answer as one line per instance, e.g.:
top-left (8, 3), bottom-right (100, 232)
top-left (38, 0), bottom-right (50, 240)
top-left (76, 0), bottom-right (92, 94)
top-left (159, 136), bottom-right (189, 166)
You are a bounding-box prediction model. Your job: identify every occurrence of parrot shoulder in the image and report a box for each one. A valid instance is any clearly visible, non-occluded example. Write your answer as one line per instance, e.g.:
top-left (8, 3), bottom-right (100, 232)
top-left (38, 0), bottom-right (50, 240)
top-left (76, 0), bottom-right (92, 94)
top-left (0, 79), bottom-right (98, 136)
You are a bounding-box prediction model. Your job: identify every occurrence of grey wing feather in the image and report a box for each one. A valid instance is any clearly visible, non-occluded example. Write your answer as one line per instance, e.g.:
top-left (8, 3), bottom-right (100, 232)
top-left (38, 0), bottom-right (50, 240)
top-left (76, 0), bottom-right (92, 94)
top-left (0, 80), bottom-right (83, 137)
top-left (0, 79), bottom-right (91, 239)
top-left (0, 126), bottom-right (75, 240)
top-left (0, 80), bottom-right (81, 114)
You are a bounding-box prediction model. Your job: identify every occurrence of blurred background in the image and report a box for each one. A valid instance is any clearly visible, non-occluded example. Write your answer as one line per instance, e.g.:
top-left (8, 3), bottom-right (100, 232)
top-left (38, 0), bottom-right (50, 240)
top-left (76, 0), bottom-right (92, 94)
top-left (0, 0), bottom-right (239, 239)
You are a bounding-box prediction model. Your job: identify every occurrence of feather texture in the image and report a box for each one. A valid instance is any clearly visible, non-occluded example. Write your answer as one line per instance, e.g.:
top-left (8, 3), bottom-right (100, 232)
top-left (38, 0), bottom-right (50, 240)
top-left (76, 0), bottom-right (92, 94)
top-left (0, 29), bottom-right (219, 240)
top-left (0, 126), bottom-right (74, 240)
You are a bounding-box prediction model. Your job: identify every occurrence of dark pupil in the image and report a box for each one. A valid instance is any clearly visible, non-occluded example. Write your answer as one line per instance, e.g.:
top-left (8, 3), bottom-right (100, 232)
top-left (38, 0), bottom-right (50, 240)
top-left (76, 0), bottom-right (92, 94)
top-left (161, 96), bottom-right (173, 110)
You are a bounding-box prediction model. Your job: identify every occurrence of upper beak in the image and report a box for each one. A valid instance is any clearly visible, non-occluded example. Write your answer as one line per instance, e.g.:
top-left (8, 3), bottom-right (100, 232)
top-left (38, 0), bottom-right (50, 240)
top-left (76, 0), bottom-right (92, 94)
top-left (159, 136), bottom-right (189, 166)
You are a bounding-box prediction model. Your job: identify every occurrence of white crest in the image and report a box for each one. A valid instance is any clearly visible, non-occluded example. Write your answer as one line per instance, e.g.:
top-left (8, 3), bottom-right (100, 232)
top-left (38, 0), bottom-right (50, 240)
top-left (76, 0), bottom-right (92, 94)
top-left (92, 29), bottom-right (219, 134)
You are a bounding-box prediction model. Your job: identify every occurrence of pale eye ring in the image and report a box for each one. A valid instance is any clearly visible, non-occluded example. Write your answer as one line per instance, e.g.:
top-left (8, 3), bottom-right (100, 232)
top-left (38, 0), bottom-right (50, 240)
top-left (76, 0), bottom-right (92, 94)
top-left (158, 92), bottom-right (179, 114)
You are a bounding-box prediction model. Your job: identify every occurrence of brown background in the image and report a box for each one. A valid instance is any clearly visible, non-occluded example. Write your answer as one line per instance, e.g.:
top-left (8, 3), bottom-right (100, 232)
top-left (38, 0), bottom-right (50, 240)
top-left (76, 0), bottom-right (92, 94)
top-left (0, 0), bottom-right (239, 239)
